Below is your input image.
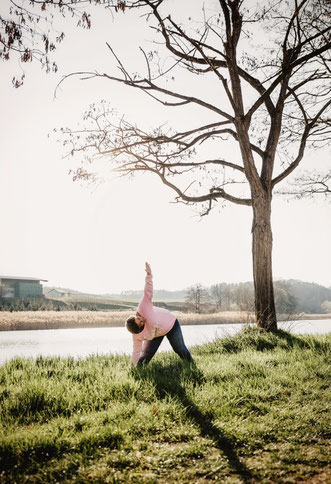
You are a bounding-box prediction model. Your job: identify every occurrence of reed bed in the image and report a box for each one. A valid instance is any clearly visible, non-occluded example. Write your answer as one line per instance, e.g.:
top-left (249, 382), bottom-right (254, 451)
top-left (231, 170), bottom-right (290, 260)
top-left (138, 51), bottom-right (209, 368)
top-left (0, 310), bottom-right (248, 331)
top-left (0, 310), bottom-right (329, 332)
top-left (0, 311), bottom-right (131, 331)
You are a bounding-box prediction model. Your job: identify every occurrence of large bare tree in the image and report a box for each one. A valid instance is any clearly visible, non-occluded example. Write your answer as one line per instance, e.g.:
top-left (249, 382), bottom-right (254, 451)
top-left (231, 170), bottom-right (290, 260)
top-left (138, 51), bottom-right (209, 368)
top-left (2, 0), bottom-right (330, 329)
top-left (60, 0), bottom-right (330, 330)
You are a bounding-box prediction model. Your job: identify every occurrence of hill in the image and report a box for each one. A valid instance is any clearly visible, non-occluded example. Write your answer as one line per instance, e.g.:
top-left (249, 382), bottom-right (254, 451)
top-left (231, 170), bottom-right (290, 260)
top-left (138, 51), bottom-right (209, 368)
top-left (286, 279), bottom-right (331, 314)
top-left (43, 287), bottom-right (137, 311)
top-left (107, 288), bottom-right (188, 302)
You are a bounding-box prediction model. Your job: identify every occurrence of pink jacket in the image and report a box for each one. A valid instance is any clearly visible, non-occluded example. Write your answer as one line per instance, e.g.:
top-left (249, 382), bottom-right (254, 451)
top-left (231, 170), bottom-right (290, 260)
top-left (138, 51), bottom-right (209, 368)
top-left (131, 274), bottom-right (176, 365)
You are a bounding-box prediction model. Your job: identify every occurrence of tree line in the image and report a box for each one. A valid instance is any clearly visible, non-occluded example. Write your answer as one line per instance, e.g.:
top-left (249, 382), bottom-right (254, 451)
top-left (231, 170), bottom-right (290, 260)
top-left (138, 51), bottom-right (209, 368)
top-left (0, 279), bottom-right (330, 314)
top-left (186, 280), bottom-right (331, 315)
top-left (0, 297), bottom-right (98, 312)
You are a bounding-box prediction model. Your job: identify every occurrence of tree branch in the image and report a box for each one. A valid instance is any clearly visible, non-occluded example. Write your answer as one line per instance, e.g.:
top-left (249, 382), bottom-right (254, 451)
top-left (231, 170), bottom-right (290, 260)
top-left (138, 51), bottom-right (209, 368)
top-left (117, 157), bottom-right (245, 173)
top-left (146, 0), bottom-right (275, 116)
top-left (132, 165), bottom-right (252, 206)
top-left (245, 41), bottom-right (331, 125)
top-left (272, 98), bottom-right (331, 187)
top-left (278, 171), bottom-right (331, 199)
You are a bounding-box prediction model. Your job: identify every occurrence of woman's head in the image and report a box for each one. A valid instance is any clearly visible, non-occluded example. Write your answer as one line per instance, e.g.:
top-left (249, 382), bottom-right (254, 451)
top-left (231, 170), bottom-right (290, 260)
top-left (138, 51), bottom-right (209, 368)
top-left (126, 313), bottom-right (146, 334)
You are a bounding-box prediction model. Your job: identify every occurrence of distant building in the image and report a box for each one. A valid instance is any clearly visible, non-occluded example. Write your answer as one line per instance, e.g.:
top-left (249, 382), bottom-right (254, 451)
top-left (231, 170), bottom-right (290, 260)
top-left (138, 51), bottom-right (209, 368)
top-left (0, 276), bottom-right (48, 299)
top-left (45, 288), bottom-right (69, 298)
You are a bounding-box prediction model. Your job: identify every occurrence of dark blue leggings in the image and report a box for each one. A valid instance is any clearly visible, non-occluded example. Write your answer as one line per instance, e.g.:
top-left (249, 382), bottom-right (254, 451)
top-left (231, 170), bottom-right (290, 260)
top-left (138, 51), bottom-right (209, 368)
top-left (137, 319), bottom-right (193, 366)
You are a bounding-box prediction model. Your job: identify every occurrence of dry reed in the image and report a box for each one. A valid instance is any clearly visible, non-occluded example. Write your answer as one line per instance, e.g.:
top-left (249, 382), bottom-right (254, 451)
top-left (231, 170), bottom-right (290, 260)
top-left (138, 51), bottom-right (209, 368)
top-left (0, 310), bottom-right (329, 331)
top-left (0, 310), bottom-right (247, 331)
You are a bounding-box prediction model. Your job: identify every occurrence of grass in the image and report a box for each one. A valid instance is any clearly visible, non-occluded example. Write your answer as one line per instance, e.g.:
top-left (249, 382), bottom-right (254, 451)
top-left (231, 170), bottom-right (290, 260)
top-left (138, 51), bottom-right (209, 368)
top-left (0, 328), bottom-right (330, 483)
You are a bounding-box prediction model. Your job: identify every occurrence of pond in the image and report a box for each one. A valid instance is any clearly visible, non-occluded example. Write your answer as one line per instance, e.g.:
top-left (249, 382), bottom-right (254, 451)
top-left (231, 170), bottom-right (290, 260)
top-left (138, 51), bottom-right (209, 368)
top-left (0, 319), bottom-right (330, 365)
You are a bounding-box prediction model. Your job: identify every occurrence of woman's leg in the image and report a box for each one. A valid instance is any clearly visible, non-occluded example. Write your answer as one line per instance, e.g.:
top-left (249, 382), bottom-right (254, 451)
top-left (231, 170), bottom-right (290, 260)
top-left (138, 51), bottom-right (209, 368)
top-left (137, 335), bottom-right (164, 366)
top-left (166, 319), bottom-right (193, 362)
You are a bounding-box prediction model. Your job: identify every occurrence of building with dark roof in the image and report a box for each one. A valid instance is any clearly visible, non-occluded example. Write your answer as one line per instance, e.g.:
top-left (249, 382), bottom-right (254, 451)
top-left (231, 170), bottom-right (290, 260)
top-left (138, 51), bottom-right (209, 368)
top-left (0, 276), bottom-right (48, 299)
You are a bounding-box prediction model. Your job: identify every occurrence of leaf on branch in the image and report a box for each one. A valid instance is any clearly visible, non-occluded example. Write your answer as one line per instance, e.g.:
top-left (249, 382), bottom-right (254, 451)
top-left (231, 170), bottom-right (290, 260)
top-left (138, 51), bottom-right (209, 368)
top-left (56, 32), bottom-right (65, 43)
top-left (117, 1), bottom-right (126, 13)
top-left (12, 74), bottom-right (25, 88)
top-left (80, 12), bottom-right (92, 29)
top-left (21, 49), bottom-right (32, 62)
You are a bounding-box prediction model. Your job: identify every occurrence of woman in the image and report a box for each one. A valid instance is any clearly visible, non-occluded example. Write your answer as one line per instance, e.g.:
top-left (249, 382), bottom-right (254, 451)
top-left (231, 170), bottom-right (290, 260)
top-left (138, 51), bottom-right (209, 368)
top-left (126, 262), bottom-right (193, 366)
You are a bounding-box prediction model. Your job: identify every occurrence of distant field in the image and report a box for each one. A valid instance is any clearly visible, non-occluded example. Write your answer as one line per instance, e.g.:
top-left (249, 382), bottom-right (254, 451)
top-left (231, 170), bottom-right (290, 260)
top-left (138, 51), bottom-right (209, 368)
top-left (0, 310), bottom-right (330, 331)
top-left (46, 294), bottom-right (138, 311)
top-left (44, 294), bottom-right (189, 312)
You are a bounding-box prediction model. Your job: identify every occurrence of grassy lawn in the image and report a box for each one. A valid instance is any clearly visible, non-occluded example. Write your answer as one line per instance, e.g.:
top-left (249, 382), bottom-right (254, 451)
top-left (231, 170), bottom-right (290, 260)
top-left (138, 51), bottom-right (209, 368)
top-left (0, 328), bottom-right (330, 483)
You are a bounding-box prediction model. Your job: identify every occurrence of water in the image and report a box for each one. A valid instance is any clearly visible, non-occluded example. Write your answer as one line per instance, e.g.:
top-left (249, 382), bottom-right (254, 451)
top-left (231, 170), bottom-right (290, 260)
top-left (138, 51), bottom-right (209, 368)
top-left (0, 319), bottom-right (330, 365)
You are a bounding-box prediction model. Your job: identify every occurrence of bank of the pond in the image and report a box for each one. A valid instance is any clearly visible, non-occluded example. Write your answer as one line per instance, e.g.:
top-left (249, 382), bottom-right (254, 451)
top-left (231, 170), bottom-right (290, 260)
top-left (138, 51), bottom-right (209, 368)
top-left (0, 329), bottom-right (330, 483)
top-left (1, 319), bottom-right (330, 365)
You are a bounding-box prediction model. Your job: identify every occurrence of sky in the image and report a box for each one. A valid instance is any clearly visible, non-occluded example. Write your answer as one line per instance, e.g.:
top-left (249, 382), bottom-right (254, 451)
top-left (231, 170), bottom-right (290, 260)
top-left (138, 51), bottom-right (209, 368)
top-left (0, 1), bottom-right (330, 294)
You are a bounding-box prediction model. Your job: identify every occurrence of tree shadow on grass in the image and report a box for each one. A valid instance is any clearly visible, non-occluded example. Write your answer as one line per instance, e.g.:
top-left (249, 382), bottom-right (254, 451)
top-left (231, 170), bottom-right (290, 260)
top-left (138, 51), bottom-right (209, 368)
top-left (132, 360), bottom-right (256, 483)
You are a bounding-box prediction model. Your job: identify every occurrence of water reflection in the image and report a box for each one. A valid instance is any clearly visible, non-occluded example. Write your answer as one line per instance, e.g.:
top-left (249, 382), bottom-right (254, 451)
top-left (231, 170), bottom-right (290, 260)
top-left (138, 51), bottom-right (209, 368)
top-left (0, 320), bottom-right (330, 364)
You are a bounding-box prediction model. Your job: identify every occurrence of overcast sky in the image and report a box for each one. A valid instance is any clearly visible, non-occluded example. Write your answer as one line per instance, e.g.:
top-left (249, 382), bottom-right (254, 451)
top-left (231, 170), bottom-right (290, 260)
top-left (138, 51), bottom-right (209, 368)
top-left (1, 1), bottom-right (330, 294)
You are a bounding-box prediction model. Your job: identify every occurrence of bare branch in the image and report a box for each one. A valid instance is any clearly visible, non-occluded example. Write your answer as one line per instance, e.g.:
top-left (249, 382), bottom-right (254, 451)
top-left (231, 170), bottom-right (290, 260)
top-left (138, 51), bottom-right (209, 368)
top-left (139, 165), bottom-right (252, 206)
top-left (272, 98), bottom-right (331, 187)
top-left (283, 0), bottom-right (309, 51)
top-left (146, 0), bottom-right (275, 116)
top-left (245, 41), bottom-right (331, 125)
top-left (277, 171), bottom-right (331, 200)
top-left (166, 16), bottom-right (236, 110)
top-left (117, 157), bottom-right (245, 173)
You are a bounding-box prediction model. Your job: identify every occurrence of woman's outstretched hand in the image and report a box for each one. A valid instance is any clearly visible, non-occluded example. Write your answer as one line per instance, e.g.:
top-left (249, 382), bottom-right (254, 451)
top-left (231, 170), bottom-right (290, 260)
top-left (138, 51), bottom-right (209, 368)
top-left (145, 262), bottom-right (152, 275)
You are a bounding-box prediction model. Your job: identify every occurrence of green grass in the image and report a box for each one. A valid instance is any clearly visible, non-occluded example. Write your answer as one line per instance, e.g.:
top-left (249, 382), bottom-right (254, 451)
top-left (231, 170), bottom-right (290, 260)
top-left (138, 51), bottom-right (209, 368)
top-left (0, 328), bottom-right (330, 483)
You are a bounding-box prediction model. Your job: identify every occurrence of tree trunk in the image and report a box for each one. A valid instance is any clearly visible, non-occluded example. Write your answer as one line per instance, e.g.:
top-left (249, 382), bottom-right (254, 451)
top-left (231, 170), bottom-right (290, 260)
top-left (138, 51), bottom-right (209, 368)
top-left (252, 194), bottom-right (277, 331)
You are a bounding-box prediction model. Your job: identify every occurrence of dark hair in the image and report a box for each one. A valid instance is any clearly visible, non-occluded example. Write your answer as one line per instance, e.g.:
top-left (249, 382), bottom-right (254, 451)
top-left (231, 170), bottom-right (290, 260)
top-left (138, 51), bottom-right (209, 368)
top-left (126, 316), bottom-right (144, 334)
